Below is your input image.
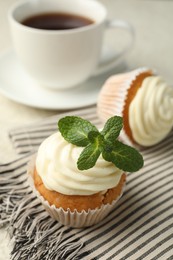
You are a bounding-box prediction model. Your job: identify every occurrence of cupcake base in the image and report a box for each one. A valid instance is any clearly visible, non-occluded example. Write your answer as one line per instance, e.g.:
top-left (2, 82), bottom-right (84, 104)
top-left (28, 156), bottom-right (126, 228)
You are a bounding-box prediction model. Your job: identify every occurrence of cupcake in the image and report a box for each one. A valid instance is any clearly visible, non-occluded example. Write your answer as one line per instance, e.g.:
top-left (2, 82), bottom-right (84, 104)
top-left (28, 115), bottom-right (143, 228)
top-left (97, 68), bottom-right (173, 146)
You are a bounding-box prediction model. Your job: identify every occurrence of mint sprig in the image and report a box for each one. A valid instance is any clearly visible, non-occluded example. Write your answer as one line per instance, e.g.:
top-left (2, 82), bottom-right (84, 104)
top-left (58, 116), bottom-right (144, 172)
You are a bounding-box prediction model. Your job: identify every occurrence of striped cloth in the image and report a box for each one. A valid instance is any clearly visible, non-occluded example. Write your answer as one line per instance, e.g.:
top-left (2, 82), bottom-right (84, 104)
top-left (0, 105), bottom-right (173, 259)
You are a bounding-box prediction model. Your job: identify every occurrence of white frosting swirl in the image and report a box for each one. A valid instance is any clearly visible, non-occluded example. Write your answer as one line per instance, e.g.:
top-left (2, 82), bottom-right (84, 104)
top-left (36, 132), bottom-right (123, 195)
top-left (129, 76), bottom-right (173, 146)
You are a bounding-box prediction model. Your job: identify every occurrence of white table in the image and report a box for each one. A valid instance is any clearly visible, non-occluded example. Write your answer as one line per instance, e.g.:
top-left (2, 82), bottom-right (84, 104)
top-left (0, 0), bottom-right (173, 259)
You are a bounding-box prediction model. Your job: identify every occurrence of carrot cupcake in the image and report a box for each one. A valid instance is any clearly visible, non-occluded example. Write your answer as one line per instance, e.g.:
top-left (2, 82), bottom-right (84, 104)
top-left (28, 116), bottom-right (143, 227)
top-left (97, 68), bottom-right (173, 147)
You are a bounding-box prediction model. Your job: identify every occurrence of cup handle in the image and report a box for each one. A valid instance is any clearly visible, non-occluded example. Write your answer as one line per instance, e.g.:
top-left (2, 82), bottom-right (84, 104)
top-left (92, 19), bottom-right (135, 76)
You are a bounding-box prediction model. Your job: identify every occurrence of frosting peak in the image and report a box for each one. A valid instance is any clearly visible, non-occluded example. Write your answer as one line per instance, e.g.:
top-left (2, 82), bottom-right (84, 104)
top-left (129, 76), bottom-right (173, 146)
top-left (36, 132), bottom-right (123, 195)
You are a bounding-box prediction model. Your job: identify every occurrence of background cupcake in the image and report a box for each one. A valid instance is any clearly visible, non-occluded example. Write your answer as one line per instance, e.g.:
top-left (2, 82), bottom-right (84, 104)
top-left (97, 68), bottom-right (173, 146)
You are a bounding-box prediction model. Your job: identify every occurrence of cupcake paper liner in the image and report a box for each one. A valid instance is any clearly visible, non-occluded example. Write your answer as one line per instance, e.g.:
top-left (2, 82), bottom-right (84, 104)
top-left (27, 155), bottom-right (126, 228)
top-left (97, 67), bottom-right (154, 146)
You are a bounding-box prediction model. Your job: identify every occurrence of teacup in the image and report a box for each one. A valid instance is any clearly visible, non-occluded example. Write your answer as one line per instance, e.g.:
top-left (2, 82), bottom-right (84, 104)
top-left (8, 0), bottom-right (134, 89)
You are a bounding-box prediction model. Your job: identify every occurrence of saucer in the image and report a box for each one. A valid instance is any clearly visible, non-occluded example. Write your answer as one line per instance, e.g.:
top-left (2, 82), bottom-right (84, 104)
top-left (0, 49), bottom-right (126, 110)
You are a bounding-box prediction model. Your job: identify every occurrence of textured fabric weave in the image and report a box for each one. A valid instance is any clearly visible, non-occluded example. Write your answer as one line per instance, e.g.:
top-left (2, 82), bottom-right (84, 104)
top-left (0, 105), bottom-right (173, 259)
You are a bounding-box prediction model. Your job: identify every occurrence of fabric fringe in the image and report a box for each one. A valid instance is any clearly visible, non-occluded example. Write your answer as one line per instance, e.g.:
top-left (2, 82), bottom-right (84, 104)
top-left (0, 161), bottom-right (84, 260)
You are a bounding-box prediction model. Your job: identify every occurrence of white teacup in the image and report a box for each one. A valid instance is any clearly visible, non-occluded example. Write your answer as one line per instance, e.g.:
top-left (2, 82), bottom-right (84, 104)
top-left (8, 0), bottom-right (134, 89)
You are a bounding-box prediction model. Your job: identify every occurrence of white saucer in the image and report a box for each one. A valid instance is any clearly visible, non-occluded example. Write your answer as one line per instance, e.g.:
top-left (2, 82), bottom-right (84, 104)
top-left (0, 49), bottom-right (126, 110)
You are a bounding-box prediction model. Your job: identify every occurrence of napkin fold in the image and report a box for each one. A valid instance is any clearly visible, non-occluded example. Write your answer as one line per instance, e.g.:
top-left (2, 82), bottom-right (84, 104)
top-left (0, 105), bottom-right (173, 260)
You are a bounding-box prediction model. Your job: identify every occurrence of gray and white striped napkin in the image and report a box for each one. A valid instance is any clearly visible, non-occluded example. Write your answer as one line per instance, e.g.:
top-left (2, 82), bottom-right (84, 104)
top-left (0, 105), bottom-right (173, 259)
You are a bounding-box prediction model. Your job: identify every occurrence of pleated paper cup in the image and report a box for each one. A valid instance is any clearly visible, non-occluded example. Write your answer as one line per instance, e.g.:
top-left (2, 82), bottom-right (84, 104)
top-left (97, 67), bottom-right (154, 145)
top-left (27, 155), bottom-right (126, 228)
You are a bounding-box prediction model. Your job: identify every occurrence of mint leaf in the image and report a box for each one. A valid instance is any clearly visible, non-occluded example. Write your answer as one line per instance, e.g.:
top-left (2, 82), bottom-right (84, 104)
top-left (102, 140), bottom-right (144, 172)
top-left (58, 115), bottom-right (144, 172)
top-left (58, 116), bottom-right (98, 147)
top-left (101, 116), bottom-right (123, 143)
top-left (77, 132), bottom-right (103, 170)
